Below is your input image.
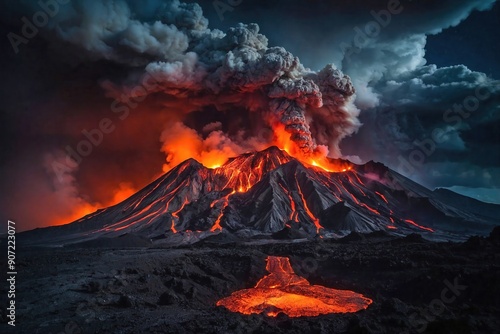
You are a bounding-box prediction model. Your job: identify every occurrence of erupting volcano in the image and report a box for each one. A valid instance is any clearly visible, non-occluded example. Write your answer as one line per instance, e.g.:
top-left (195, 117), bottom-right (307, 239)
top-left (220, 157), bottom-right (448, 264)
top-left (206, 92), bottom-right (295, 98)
top-left (20, 146), bottom-right (499, 246)
top-left (216, 256), bottom-right (372, 317)
top-left (5, 0), bottom-right (499, 332)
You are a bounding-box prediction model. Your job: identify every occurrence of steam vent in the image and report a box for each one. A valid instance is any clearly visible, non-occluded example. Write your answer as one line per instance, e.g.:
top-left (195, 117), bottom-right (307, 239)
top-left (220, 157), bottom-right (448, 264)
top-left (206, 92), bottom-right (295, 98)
top-left (217, 256), bottom-right (372, 317)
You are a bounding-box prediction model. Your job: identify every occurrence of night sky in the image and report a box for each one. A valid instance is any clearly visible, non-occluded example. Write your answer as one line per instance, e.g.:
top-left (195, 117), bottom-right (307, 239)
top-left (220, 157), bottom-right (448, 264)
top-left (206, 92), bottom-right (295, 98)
top-left (1, 0), bottom-right (499, 231)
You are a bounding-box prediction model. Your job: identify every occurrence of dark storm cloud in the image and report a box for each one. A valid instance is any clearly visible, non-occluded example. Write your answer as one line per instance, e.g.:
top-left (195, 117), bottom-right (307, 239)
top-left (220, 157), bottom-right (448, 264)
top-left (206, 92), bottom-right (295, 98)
top-left (8, 0), bottom-right (360, 155)
top-left (341, 63), bottom-right (500, 192)
top-left (198, 0), bottom-right (495, 71)
top-left (200, 0), bottom-right (498, 197)
top-left (357, 64), bottom-right (499, 160)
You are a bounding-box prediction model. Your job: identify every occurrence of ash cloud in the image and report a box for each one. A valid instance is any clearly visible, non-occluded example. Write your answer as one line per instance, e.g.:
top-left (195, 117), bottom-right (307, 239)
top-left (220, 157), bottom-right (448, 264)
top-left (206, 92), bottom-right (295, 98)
top-left (25, 0), bottom-right (360, 157)
top-left (103, 19), bottom-right (359, 157)
top-left (0, 0), bottom-right (360, 230)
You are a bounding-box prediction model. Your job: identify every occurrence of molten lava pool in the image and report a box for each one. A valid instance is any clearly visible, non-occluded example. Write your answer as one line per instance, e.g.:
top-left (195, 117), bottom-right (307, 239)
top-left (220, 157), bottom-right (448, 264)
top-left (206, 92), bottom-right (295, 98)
top-left (216, 256), bottom-right (372, 317)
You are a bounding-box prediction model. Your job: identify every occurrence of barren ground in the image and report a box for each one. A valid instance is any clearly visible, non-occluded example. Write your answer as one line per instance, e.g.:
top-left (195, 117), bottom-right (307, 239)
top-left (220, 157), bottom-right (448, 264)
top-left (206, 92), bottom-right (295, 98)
top-left (2, 230), bottom-right (500, 334)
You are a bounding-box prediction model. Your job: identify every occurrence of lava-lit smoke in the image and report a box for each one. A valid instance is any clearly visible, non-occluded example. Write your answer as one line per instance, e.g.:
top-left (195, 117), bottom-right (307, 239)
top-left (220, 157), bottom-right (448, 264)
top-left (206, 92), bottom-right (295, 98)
top-left (34, 0), bottom-right (360, 170)
top-left (4, 0), bottom-right (361, 229)
top-left (41, 152), bottom-right (137, 226)
top-left (159, 121), bottom-right (259, 170)
top-left (99, 2), bottom-right (360, 170)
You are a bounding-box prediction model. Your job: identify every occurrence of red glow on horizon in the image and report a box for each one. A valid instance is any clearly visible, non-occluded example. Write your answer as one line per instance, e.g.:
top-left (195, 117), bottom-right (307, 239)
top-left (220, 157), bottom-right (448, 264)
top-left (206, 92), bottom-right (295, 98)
top-left (51, 183), bottom-right (137, 227)
top-left (51, 203), bottom-right (100, 226)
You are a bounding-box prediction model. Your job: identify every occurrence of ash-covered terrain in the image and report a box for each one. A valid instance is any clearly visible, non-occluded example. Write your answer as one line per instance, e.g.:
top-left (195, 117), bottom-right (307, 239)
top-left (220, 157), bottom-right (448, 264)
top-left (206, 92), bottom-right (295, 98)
top-left (3, 228), bottom-right (500, 333)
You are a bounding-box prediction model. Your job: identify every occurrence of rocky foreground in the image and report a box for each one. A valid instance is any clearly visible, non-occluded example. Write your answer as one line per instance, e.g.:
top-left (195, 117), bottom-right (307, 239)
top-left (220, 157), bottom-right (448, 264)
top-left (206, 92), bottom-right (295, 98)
top-left (2, 228), bottom-right (500, 333)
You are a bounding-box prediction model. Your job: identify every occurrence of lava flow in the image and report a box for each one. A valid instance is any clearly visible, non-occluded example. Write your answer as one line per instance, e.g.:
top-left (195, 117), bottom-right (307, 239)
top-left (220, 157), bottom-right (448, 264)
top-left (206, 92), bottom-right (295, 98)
top-left (216, 256), bottom-right (372, 317)
top-left (211, 148), bottom-right (292, 192)
top-left (207, 144), bottom-right (353, 197)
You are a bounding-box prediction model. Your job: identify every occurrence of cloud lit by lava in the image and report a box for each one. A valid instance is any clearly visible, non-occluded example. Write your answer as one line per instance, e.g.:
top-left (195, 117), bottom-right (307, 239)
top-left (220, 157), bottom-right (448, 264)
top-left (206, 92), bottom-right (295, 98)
top-left (95, 3), bottom-right (361, 169)
top-left (17, 0), bottom-right (361, 228)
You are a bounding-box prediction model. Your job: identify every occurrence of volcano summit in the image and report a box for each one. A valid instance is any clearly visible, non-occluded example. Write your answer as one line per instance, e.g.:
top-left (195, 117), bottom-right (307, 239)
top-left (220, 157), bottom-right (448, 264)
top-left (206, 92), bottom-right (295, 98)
top-left (20, 146), bottom-right (499, 246)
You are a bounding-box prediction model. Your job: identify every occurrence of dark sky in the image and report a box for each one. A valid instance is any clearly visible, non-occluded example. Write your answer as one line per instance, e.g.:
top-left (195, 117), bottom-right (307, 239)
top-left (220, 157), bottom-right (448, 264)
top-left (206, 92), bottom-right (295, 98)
top-left (426, 1), bottom-right (500, 78)
top-left (0, 0), bottom-right (499, 231)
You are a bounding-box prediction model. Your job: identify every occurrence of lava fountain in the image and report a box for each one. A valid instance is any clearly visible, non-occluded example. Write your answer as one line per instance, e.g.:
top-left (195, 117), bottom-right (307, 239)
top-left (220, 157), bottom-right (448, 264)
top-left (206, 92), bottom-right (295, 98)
top-left (217, 256), bottom-right (372, 317)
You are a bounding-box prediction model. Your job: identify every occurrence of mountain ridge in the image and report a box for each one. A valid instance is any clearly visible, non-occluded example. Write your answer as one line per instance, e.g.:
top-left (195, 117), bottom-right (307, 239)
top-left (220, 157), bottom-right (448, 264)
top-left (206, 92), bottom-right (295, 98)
top-left (19, 146), bottom-right (499, 246)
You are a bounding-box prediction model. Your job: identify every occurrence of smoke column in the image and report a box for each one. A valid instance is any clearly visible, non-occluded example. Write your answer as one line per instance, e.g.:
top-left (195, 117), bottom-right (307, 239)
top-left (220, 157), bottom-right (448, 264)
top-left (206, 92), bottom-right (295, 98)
top-left (4, 0), bottom-right (362, 229)
top-left (77, 1), bottom-right (362, 167)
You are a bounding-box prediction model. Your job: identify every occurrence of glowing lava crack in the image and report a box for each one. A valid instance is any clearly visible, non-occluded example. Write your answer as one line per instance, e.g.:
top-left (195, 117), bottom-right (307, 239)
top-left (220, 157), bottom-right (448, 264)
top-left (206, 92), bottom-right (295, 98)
top-left (216, 256), bottom-right (372, 317)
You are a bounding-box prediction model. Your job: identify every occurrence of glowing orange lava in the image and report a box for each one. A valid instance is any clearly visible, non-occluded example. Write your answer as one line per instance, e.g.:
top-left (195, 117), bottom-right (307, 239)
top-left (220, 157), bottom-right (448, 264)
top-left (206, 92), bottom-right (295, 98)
top-left (295, 176), bottom-right (323, 233)
top-left (278, 182), bottom-right (298, 223)
top-left (405, 219), bottom-right (435, 232)
top-left (211, 149), bottom-right (289, 193)
top-left (170, 197), bottom-right (189, 233)
top-left (375, 191), bottom-right (389, 204)
top-left (217, 256), bottom-right (372, 317)
top-left (210, 190), bottom-right (235, 232)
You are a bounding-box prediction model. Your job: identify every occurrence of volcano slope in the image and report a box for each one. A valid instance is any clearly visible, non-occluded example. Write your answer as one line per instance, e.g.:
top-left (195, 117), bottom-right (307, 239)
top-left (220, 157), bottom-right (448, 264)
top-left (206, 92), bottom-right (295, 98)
top-left (19, 146), bottom-right (500, 247)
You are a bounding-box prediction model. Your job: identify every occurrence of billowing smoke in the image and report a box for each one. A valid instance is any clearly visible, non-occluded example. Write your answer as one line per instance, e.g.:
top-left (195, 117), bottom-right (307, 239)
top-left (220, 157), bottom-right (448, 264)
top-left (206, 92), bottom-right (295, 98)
top-left (56, 0), bottom-right (360, 163)
top-left (0, 0), bottom-right (361, 229)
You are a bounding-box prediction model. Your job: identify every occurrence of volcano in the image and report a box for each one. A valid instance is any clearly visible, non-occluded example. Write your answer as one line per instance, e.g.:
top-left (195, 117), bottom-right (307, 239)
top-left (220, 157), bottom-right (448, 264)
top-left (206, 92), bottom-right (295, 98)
top-left (20, 146), bottom-right (500, 246)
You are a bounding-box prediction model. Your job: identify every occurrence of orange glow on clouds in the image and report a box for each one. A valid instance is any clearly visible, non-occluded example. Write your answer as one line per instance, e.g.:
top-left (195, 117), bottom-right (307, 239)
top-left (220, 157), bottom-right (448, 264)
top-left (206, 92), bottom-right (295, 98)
top-left (217, 256), bottom-right (372, 317)
top-left (51, 202), bottom-right (100, 226)
top-left (51, 182), bottom-right (137, 226)
top-left (111, 182), bottom-right (137, 203)
top-left (160, 122), bottom-right (248, 173)
top-left (160, 121), bottom-right (354, 175)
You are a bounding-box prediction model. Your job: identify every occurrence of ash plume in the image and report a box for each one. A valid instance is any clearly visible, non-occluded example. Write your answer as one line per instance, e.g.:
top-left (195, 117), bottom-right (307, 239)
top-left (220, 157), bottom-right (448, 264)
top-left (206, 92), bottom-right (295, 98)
top-left (63, 0), bottom-right (361, 160)
top-left (0, 0), bottom-right (361, 229)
